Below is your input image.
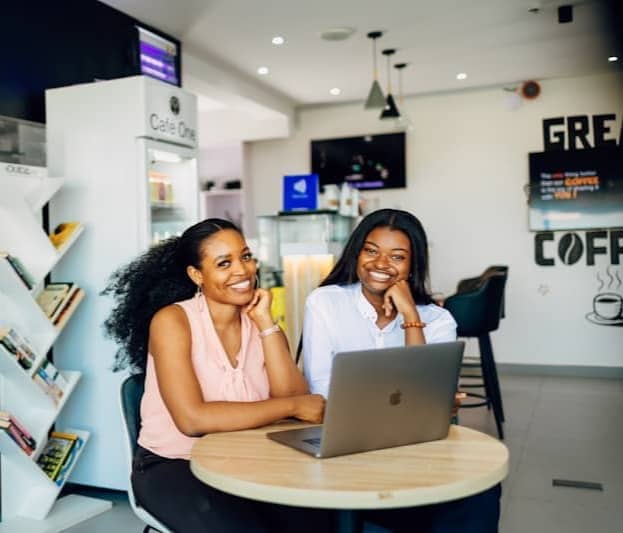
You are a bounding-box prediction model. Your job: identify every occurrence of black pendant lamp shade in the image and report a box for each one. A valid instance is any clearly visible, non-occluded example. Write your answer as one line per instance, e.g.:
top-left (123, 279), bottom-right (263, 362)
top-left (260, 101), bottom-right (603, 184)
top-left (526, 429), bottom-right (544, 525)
top-left (364, 31), bottom-right (386, 109)
top-left (380, 49), bottom-right (400, 119)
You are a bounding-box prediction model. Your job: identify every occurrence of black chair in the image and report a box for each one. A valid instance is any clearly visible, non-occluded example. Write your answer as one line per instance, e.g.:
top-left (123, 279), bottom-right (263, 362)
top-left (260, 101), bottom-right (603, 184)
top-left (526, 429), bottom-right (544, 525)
top-left (119, 374), bottom-right (171, 533)
top-left (444, 269), bottom-right (508, 439)
top-left (456, 265), bottom-right (508, 318)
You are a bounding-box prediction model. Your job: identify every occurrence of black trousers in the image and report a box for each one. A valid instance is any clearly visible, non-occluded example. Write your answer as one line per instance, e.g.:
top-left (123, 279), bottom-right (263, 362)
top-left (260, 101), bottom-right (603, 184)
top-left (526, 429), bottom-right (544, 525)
top-left (132, 446), bottom-right (335, 533)
top-left (362, 483), bottom-right (501, 533)
top-left (133, 446), bottom-right (501, 533)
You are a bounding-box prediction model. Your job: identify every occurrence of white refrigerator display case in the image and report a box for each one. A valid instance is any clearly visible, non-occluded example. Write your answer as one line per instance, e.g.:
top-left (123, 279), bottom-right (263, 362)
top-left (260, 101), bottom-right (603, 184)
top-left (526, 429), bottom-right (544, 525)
top-left (45, 76), bottom-right (198, 489)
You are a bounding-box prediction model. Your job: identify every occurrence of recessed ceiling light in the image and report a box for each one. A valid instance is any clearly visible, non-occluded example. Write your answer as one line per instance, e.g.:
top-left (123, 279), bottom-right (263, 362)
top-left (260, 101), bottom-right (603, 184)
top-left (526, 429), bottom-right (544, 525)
top-left (320, 27), bottom-right (356, 41)
top-left (456, 72), bottom-right (468, 80)
top-left (272, 36), bottom-right (285, 45)
top-left (608, 56), bottom-right (619, 62)
top-left (257, 66), bottom-right (269, 75)
top-left (329, 88), bottom-right (341, 96)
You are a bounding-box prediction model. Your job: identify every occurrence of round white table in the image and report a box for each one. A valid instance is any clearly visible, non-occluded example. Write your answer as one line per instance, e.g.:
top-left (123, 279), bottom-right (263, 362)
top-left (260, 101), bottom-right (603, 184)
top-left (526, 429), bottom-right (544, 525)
top-left (191, 421), bottom-right (509, 532)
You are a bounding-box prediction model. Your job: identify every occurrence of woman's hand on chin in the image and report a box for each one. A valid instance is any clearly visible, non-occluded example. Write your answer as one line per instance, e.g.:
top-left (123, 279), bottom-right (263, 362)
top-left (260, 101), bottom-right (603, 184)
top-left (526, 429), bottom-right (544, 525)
top-left (384, 279), bottom-right (417, 318)
top-left (244, 288), bottom-right (274, 330)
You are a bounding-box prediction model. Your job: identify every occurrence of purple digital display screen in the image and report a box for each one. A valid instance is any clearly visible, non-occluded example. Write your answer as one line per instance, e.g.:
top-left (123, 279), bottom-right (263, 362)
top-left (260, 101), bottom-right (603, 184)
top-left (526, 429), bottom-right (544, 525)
top-left (138, 27), bottom-right (179, 86)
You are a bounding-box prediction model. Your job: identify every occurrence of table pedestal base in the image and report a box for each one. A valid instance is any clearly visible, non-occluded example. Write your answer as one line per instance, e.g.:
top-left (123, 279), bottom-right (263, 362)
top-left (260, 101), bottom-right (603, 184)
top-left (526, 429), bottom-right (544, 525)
top-left (336, 509), bottom-right (362, 533)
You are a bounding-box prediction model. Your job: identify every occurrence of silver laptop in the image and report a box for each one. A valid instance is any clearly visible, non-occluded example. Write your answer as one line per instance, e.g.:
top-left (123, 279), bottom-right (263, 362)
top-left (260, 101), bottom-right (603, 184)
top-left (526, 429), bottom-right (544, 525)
top-left (267, 341), bottom-right (465, 458)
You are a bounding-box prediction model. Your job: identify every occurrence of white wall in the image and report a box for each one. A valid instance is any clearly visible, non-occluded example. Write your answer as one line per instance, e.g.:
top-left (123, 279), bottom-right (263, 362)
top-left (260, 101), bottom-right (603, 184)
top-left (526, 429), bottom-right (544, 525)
top-left (183, 50), bottom-right (294, 142)
top-left (198, 142), bottom-right (243, 188)
top-left (197, 108), bottom-right (289, 146)
top-left (247, 71), bottom-right (623, 368)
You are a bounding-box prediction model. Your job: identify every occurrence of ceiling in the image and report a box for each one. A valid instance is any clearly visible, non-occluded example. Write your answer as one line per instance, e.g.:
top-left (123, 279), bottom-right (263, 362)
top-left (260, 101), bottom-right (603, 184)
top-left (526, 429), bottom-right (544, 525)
top-left (102, 0), bottom-right (620, 106)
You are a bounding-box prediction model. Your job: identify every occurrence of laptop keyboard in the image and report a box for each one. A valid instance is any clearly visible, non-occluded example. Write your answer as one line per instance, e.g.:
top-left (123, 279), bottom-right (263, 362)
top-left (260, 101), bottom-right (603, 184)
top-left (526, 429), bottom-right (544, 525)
top-left (303, 437), bottom-right (322, 448)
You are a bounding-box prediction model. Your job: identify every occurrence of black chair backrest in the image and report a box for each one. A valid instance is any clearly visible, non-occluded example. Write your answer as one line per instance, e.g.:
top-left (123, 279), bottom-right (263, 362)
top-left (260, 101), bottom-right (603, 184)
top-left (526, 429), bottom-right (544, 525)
top-left (444, 273), bottom-right (507, 337)
top-left (120, 373), bottom-right (146, 457)
top-left (456, 265), bottom-right (508, 319)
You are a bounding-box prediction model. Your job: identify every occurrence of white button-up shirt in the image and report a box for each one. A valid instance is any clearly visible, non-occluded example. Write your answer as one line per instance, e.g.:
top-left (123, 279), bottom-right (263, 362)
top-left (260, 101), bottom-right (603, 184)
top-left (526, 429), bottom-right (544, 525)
top-left (302, 282), bottom-right (457, 398)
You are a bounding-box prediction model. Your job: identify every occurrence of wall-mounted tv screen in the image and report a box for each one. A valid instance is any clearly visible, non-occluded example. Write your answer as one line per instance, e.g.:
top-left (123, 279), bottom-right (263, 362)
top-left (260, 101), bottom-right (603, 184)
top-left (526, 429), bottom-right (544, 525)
top-left (528, 146), bottom-right (623, 231)
top-left (137, 26), bottom-right (180, 86)
top-left (311, 132), bottom-right (406, 190)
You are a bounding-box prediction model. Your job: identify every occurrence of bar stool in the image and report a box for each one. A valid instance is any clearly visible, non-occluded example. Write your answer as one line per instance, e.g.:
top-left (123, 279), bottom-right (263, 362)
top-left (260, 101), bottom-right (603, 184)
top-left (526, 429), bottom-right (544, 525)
top-left (444, 269), bottom-right (508, 439)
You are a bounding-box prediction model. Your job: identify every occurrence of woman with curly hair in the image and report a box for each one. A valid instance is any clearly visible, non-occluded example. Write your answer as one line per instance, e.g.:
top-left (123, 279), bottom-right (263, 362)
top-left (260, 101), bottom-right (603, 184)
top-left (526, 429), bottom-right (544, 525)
top-left (103, 218), bottom-right (330, 533)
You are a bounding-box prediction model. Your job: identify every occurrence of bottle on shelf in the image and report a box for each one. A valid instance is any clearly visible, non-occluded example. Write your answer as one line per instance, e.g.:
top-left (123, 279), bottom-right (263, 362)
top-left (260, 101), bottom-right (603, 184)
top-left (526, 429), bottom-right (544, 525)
top-left (339, 182), bottom-right (352, 216)
top-left (323, 184), bottom-right (339, 211)
top-left (350, 187), bottom-right (360, 217)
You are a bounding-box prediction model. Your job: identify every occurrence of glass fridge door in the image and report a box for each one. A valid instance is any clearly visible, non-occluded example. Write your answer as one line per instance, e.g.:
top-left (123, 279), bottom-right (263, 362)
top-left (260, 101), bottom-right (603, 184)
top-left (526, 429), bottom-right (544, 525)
top-left (137, 138), bottom-right (199, 248)
top-left (256, 211), bottom-right (354, 277)
top-left (256, 212), bottom-right (355, 349)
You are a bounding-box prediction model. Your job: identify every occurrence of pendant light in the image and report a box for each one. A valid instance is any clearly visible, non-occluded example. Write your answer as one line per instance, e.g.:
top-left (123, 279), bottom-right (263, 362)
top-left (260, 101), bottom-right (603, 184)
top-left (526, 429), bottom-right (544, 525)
top-left (380, 49), bottom-right (400, 119)
top-left (393, 62), bottom-right (412, 129)
top-left (394, 63), bottom-right (408, 106)
top-left (364, 31), bottom-right (386, 109)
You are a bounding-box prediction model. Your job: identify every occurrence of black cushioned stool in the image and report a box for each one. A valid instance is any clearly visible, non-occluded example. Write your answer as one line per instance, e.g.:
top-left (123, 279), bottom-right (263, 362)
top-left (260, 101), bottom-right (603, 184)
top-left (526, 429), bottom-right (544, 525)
top-left (444, 267), bottom-right (508, 439)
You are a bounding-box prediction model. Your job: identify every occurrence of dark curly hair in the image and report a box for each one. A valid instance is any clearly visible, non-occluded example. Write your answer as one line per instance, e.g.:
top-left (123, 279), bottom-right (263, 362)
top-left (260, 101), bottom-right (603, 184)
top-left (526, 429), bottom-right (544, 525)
top-left (101, 218), bottom-right (241, 373)
top-left (320, 208), bottom-right (433, 305)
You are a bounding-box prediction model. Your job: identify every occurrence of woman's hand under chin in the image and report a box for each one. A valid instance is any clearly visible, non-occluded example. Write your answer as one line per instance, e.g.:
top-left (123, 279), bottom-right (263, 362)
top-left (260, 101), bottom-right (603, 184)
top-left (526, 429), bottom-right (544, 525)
top-left (383, 279), bottom-right (417, 318)
top-left (244, 288), bottom-right (275, 330)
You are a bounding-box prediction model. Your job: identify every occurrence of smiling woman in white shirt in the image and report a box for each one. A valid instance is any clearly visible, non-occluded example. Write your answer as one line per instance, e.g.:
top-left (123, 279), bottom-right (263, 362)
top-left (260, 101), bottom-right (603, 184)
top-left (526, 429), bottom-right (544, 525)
top-left (301, 208), bottom-right (501, 533)
top-left (303, 209), bottom-right (456, 398)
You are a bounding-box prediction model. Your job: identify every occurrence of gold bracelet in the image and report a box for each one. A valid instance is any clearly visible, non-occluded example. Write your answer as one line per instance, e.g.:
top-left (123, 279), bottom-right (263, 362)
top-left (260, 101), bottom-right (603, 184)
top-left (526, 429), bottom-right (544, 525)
top-left (401, 320), bottom-right (426, 329)
top-left (259, 323), bottom-right (281, 338)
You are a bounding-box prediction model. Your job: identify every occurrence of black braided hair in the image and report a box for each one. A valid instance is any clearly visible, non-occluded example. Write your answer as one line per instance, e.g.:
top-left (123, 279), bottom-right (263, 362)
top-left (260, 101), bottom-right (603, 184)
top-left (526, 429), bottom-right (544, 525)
top-left (101, 218), bottom-right (241, 373)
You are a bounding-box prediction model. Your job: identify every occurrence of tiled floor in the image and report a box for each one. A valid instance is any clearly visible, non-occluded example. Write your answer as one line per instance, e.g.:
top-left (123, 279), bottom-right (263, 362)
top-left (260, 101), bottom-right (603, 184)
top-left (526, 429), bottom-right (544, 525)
top-left (62, 373), bottom-right (623, 533)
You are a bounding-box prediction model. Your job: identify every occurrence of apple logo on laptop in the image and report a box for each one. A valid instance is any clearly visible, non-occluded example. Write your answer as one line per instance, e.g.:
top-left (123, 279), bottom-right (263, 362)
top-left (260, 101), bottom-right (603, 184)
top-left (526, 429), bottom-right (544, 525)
top-left (389, 389), bottom-right (402, 406)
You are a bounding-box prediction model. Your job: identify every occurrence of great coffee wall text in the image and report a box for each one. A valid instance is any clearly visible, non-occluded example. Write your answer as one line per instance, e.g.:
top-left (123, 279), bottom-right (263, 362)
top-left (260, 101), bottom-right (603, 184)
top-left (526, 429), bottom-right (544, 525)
top-left (535, 113), bottom-right (622, 267)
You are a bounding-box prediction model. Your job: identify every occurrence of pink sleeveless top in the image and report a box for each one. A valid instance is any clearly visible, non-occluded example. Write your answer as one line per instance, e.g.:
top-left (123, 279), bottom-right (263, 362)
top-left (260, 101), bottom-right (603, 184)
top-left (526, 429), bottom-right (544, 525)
top-left (138, 296), bottom-right (270, 459)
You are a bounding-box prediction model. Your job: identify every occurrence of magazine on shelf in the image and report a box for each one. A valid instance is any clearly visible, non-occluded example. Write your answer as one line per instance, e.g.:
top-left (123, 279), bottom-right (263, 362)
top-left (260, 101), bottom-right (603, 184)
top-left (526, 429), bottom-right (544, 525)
top-left (0, 251), bottom-right (36, 289)
top-left (36, 431), bottom-right (82, 483)
top-left (0, 411), bottom-right (36, 455)
top-left (52, 287), bottom-right (84, 328)
top-left (36, 282), bottom-right (79, 323)
top-left (49, 221), bottom-right (82, 249)
top-left (32, 358), bottom-right (68, 404)
top-left (0, 410), bottom-right (36, 449)
top-left (3, 422), bottom-right (34, 455)
top-left (0, 326), bottom-right (37, 371)
top-left (53, 433), bottom-right (84, 486)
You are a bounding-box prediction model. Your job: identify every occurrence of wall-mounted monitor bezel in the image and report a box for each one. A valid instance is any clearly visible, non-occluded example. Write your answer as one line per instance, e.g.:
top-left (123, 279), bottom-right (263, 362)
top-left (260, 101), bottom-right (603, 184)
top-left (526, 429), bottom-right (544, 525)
top-left (136, 25), bottom-right (181, 87)
top-left (528, 146), bottom-right (623, 231)
top-left (311, 132), bottom-right (407, 190)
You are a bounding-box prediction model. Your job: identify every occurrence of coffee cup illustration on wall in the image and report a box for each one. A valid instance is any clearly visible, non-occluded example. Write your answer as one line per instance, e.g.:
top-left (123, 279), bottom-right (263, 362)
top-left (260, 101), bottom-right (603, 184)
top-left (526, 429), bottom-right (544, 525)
top-left (586, 292), bottom-right (623, 326)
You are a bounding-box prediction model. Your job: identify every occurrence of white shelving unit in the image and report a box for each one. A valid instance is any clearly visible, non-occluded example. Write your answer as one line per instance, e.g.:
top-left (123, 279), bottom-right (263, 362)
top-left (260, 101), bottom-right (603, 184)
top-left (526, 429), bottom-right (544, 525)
top-left (0, 176), bottom-right (111, 531)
